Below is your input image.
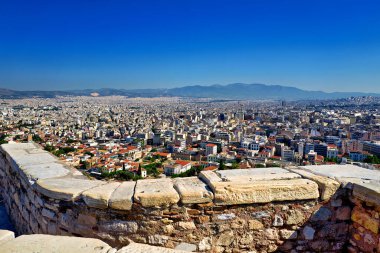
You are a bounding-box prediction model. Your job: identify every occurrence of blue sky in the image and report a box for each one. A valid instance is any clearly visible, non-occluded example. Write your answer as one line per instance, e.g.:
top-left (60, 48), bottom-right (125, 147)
top-left (0, 0), bottom-right (379, 92)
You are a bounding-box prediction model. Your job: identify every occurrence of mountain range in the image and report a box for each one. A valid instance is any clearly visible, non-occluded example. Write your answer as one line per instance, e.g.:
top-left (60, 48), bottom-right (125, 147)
top-left (0, 83), bottom-right (378, 100)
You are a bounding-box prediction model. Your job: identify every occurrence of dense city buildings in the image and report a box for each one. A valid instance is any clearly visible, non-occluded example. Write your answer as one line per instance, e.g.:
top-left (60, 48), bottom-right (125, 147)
top-left (0, 95), bottom-right (379, 181)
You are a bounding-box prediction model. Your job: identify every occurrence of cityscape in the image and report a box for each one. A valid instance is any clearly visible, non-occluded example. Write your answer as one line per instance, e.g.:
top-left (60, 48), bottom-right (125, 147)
top-left (1, 1), bottom-right (380, 253)
top-left (1, 95), bottom-right (380, 182)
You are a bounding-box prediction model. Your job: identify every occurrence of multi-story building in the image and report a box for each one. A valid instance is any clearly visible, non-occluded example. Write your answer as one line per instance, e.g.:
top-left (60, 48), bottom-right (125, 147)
top-left (326, 145), bottom-right (339, 159)
top-left (314, 143), bottom-right (328, 158)
top-left (349, 152), bottom-right (368, 162)
top-left (281, 148), bottom-right (294, 162)
top-left (205, 143), bottom-right (217, 156)
top-left (362, 141), bottom-right (380, 157)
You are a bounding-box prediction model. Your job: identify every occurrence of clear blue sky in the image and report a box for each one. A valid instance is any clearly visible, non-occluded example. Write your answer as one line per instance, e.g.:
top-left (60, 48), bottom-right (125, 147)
top-left (0, 0), bottom-right (379, 92)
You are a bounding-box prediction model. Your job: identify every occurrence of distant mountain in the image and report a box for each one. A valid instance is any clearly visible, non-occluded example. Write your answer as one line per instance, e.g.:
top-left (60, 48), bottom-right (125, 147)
top-left (0, 83), bottom-right (378, 100)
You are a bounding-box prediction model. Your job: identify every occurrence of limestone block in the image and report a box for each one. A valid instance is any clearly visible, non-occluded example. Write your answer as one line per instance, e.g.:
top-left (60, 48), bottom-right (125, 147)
top-left (82, 182), bottom-right (121, 209)
top-left (217, 167), bottom-right (301, 181)
top-left (108, 181), bottom-right (136, 210)
top-left (0, 230), bottom-right (14, 245)
top-left (203, 174), bottom-right (319, 205)
top-left (173, 176), bottom-right (213, 204)
top-left (0, 234), bottom-right (113, 253)
top-left (353, 182), bottom-right (380, 206)
top-left (198, 171), bottom-right (222, 189)
top-left (117, 242), bottom-right (189, 253)
top-left (134, 178), bottom-right (180, 207)
top-left (288, 168), bottom-right (340, 200)
top-left (35, 178), bottom-right (105, 201)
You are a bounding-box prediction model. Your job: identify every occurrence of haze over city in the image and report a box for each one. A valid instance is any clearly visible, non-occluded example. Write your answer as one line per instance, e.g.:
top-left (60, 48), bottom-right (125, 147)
top-left (1, 0), bottom-right (380, 92)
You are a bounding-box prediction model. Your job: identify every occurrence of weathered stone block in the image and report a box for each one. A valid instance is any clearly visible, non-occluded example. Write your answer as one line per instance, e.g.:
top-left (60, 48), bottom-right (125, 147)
top-left (108, 181), bottom-right (136, 211)
top-left (173, 176), bottom-right (213, 204)
top-left (35, 178), bottom-right (105, 201)
top-left (289, 168), bottom-right (340, 200)
top-left (353, 182), bottom-right (380, 206)
top-left (82, 182), bottom-right (120, 209)
top-left (205, 175), bottom-right (319, 205)
top-left (134, 178), bottom-right (180, 207)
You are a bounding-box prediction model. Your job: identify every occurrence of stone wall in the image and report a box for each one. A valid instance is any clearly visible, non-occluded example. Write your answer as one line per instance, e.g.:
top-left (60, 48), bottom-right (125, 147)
top-left (347, 182), bottom-right (380, 252)
top-left (0, 143), bottom-right (379, 252)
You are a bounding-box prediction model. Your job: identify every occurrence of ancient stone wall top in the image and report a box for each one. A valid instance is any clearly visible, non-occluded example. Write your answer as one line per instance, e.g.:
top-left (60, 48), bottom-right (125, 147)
top-left (1, 143), bottom-right (379, 210)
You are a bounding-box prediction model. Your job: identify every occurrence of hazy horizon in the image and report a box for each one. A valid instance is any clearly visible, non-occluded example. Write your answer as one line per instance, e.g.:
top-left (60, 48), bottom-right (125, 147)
top-left (1, 0), bottom-right (380, 92)
top-left (1, 82), bottom-right (380, 95)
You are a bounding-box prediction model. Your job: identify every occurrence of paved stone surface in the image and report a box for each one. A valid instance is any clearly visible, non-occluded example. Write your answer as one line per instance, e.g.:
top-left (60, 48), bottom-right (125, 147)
top-left (289, 168), bottom-right (340, 200)
top-left (36, 178), bottom-right (105, 201)
top-left (20, 162), bottom-right (71, 181)
top-left (0, 229), bottom-right (14, 245)
top-left (3, 143), bottom-right (57, 166)
top-left (0, 234), bottom-right (113, 253)
top-left (118, 243), bottom-right (189, 253)
top-left (1, 143), bottom-right (70, 180)
top-left (217, 167), bottom-right (301, 181)
top-left (300, 164), bottom-right (380, 182)
top-left (108, 181), bottom-right (136, 210)
top-left (134, 178), bottom-right (180, 207)
top-left (82, 182), bottom-right (121, 209)
top-left (173, 176), bottom-right (213, 204)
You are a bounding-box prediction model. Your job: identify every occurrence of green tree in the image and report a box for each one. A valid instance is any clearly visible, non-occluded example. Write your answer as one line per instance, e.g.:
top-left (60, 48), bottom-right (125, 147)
top-left (0, 134), bottom-right (8, 145)
top-left (218, 160), bottom-right (225, 170)
top-left (231, 162), bottom-right (239, 169)
top-left (364, 155), bottom-right (380, 164)
top-left (33, 135), bottom-right (43, 142)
